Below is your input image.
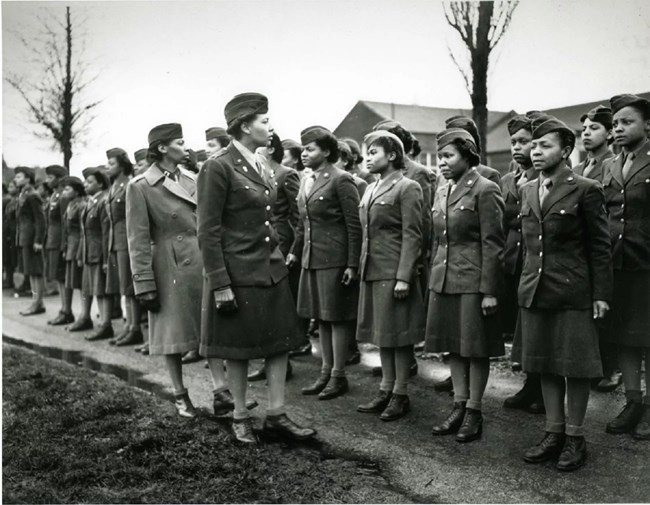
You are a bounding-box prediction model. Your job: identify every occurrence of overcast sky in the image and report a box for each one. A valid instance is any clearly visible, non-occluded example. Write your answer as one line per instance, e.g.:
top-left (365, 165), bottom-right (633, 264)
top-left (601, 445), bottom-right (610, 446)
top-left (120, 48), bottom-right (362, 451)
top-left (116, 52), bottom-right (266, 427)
top-left (2, 0), bottom-right (650, 175)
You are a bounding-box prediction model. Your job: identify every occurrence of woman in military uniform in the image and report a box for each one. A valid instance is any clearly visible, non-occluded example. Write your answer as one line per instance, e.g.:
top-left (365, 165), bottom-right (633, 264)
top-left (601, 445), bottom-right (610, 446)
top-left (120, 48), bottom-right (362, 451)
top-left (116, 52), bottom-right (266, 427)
top-left (601, 94), bottom-right (650, 441)
top-left (59, 177), bottom-right (86, 319)
top-left (133, 149), bottom-right (151, 176)
top-left (286, 126), bottom-right (362, 401)
top-left (103, 148), bottom-right (143, 346)
top-left (426, 128), bottom-right (505, 443)
top-left (356, 130), bottom-right (424, 421)
top-left (14, 166), bottom-right (46, 316)
top-left (198, 94), bottom-right (315, 444)
top-left (511, 117), bottom-right (612, 471)
top-left (3, 181), bottom-right (19, 290)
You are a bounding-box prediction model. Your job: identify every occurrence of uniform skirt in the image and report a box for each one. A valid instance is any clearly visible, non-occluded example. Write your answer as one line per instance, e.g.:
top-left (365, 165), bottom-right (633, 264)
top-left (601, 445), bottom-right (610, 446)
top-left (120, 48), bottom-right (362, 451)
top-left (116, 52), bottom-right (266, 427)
top-left (106, 250), bottom-right (134, 296)
top-left (357, 279), bottom-right (425, 347)
top-left (20, 246), bottom-right (43, 277)
top-left (81, 263), bottom-right (107, 297)
top-left (602, 270), bottom-right (650, 348)
top-left (200, 277), bottom-right (303, 360)
top-left (64, 260), bottom-right (82, 290)
top-left (45, 249), bottom-right (65, 283)
top-left (511, 308), bottom-right (602, 378)
top-left (297, 267), bottom-right (359, 322)
top-left (425, 292), bottom-right (504, 358)
top-left (501, 272), bottom-right (520, 335)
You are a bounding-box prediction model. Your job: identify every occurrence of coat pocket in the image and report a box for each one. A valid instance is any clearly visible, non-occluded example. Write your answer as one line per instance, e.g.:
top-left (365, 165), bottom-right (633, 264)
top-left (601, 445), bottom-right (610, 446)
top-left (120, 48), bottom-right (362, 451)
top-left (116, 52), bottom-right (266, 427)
top-left (453, 197), bottom-right (476, 212)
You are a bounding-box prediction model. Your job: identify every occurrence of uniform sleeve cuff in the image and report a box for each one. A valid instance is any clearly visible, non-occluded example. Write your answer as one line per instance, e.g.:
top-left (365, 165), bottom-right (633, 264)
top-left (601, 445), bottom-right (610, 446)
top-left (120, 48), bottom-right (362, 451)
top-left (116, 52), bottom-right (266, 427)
top-left (207, 268), bottom-right (231, 291)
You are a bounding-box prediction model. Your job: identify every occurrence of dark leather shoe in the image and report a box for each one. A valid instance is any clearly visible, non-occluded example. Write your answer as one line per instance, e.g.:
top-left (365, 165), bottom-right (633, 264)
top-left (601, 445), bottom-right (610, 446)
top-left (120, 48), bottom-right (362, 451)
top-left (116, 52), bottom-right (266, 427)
top-left (20, 305), bottom-right (46, 316)
top-left (504, 374), bottom-right (542, 410)
top-left (606, 400), bottom-right (644, 434)
top-left (109, 327), bottom-right (129, 345)
top-left (371, 366), bottom-right (382, 377)
top-left (527, 398), bottom-right (546, 414)
top-left (434, 376), bottom-right (453, 392)
top-left (456, 408), bottom-right (483, 443)
top-left (116, 329), bottom-right (144, 347)
top-left (432, 402), bottom-right (466, 435)
top-left (631, 405), bottom-right (650, 440)
top-left (302, 374), bottom-right (330, 395)
top-left (232, 417), bottom-right (258, 444)
top-left (263, 413), bottom-right (316, 440)
top-left (85, 324), bottom-right (114, 341)
top-left (595, 371), bottom-right (622, 393)
top-left (556, 436), bottom-right (587, 472)
top-left (289, 342), bottom-right (312, 357)
top-left (140, 343), bottom-right (150, 355)
top-left (180, 349), bottom-right (201, 363)
top-left (134, 342), bottom-right (147, 352)
top-left (523, 432), bottom-right (566, 463)
top-left (174, 393), bottom-right (197, 418)
top-left (346, 350), bottom-right (361, 366)
top-left (358, 390), bottom-right (393, 413)
top-left (213, 390), bottom-right (258, 417)
top-left (68, 318), bottom-right (93, 332)
top-left (318, 376), bottom-right (349, 400)
top-left (380, 394), bottom-right (410, 421)
top-left (49, 311), bottom-right (74, 326)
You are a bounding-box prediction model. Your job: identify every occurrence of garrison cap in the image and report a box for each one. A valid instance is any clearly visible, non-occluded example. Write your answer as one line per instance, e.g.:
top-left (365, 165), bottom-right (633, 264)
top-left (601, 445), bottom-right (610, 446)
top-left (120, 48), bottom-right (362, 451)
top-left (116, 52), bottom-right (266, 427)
top-left (134, 149), bottom-right (148, 163)
top-left (45, 164), bottom-right (67, 178)
top-left (531, 116), bottom-right (576, 150)
top-left (82, 166), bottom-right (110, 188)
top-left (300, 125), bottom-right (332, 146)
top-left (364, 130), bottom-right (405, 156)
top-left (106, 147), bottom-right (127, 159)
top-left (281, 139), bottom-right (301, 150)
top-left (580, 105), bottom-right (613, 129)
top-left (342, 138), bottom-right (361, 156)
top-left (205, 127), bottom-right (228, 141)
top-left (372, 119), bottom-right (402, 132)
top-left (224, 92), bottom-right (268, 128)
top-left (196, 149), bottom-right (208, 162)
top-left (148, 123), bottom-right (183, 145)
top-left (507, 114), bottom-right (533, 135)
top-left (445, 115), bottom-right (481, 152)
top-left (14, 166), bottom-right (36, 183)
top-left (436, 128), bottom-right (477, 151)
top-left (60, 175), bottom-right (86, 196)
top-left (337, 140), bottom-right (352, 158)
top-left (525, 110), bottom-right (548, 121)
top-left (610, 94), bottom-right (650, 115)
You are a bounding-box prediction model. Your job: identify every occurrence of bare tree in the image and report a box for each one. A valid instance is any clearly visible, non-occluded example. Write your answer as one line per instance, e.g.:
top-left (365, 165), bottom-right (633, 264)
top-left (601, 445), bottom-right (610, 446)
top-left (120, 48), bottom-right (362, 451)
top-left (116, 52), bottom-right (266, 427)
top-left (444, 1), bottom-right (519, 162)
top-left (5, 6), bottom-right (101, 170)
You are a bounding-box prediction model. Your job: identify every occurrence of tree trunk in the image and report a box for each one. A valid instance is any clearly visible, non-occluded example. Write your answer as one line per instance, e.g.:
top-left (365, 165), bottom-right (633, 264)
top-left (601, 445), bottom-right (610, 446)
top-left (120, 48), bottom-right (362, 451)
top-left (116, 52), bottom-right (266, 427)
top-left (62, 6), bottom-right (73, 172)
top-left (471, 2), bottom-right (493, 165)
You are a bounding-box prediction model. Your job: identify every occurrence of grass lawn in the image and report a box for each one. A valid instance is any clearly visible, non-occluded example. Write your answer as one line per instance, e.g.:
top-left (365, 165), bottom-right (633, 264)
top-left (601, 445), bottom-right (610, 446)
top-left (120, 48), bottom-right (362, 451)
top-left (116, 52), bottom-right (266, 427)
top-left (2, 344), bottom-right (407, 504)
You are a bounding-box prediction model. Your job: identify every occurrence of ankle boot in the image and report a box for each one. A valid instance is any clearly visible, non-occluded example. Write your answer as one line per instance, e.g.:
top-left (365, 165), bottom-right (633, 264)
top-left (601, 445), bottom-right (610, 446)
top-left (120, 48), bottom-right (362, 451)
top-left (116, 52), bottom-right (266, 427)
top-left (456, 408), bottom-right (483, 443)
top-left (432, 401), bottom-right (466, 435)
top-left (302, 374), bottom-right (330, 395)
top-left (380, 394), bottom-right (410, 421)
top-left (504, 373), bottom-right (541, 410)
top-left (631, 404), bottom-right (650, 440)
top-left (523, 432), bottom-right (565, 463)
top-left (357, 390), bottom-right (392, 413)
top-left (318, 376), bottom-right (349, 400)
top-left (556, 435), bottom-right (587, 472)
top-left (606, 400), bottom-right (644, 434)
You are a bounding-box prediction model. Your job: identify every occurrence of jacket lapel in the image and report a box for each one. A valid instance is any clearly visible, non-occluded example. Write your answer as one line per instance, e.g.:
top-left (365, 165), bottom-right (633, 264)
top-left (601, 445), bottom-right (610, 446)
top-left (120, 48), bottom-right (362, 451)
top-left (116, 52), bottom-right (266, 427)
top-left (624, 141), bottom-right (650, 185)
top-left (305, 164), bottom-right (333, 202)
top-left (369, 172), bottom-right (403, 207)
top-left (542, 168), bottom-right (578, 215)
top-left (146, 164), bottom-right (196, 206)
top-left (448, 168), bottom-right (479, 206)
top-left (505, 172), bottom-right (520, 201)
top-left (229, 144), bottom-right (269, 189)
top-left (609, 153), bottom-right (625, 187)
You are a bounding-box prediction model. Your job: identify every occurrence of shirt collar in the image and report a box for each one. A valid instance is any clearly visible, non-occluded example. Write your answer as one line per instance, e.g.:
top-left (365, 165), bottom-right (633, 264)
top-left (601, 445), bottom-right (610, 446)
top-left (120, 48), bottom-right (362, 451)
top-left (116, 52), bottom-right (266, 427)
top-left (232, 139), bottom-right (260, 169)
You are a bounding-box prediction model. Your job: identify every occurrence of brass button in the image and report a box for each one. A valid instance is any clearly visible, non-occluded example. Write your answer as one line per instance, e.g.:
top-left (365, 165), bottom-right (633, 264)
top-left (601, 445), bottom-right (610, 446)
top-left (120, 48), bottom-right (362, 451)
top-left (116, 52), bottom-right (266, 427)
top-left (265, 190), bottom-right (270, 195)
top-left (183, 259), bottom-right (190, 265)
top-left (177, 235), bottom-right (183, 241)
top-left (618, 234), bottom-right (623, 240)
top-left (538, 235), bottom-right (542, 240)
top-left (264, 237), bottom-right (270, 243)
top-left (266, 205), bottom-right (271, 211)
top-left (264, 221), bottom-right (270, 226)
top-left (539, 252), bottom-right (543, 257)
top-left (538, 268), bottom-right (542, 273)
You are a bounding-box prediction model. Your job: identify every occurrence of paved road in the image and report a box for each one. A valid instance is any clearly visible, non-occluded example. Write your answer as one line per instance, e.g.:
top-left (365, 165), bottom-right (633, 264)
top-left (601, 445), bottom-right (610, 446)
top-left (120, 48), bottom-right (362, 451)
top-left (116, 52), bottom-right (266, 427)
top-left (3, 290), bottom-right (649, 503)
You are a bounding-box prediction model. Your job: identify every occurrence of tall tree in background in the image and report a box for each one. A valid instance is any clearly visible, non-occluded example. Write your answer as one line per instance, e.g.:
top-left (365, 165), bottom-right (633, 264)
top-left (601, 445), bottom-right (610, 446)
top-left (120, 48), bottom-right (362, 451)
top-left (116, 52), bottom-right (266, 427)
top-left (5, 6), bottom-right (101, 170)
top-left (444, 1), bottom-right (519, 162)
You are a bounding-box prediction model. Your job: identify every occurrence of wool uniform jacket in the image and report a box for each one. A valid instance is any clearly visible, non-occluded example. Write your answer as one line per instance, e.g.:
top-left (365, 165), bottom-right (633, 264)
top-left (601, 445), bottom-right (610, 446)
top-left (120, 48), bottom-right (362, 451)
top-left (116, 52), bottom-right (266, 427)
top-left (602, 140), bottom-right (650, 271)
top-left (197, 143), bottom-right (288, 291)
top-left (268, 160), bottom-right (300, 258)
top-left (351, 166), bottom-right (376, 185)
top-left (358, 172), bottom-right (423, 282)
top-left (404, 158), bottom-right (433, 255)
top-left (517, 167), bottom-right (612, 309)
top-left (64, 197), bottom-right (85, 262)
top-left (352, 174), bottom-right (369, 199)
top-left (45, 184), bottom-right (68, 251)
top-left (573, 149), bottom-right (615, 183)
top-left (290, 164), bottom-right (362, 270)
top-left (430, 168), bottom-right (505, 295)
top-left (79, 190), bottom-right (110, 265)
top-left (16, 186), bottom-right (46, 248)
top-left (106, 173), bottom-right (131, 252)
top-left (477, 164), bottom-right (502, 185)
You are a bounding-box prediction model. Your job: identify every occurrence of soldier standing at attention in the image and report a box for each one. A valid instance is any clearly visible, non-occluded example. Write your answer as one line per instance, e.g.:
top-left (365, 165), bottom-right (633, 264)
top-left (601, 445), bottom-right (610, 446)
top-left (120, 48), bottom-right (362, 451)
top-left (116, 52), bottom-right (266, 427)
top-left (574, 105), bottom-right (615, 183)
top-left (205, 126), bottom-right (230, 158)
top-left (133, 149), bottom-right (151, 176)
top-left (601, 94), bottom-right (650, 441)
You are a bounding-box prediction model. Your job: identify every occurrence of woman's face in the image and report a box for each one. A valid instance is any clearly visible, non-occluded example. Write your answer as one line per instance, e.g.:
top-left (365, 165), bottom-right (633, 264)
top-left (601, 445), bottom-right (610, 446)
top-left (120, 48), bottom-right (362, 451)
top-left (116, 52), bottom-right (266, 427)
top-left (244, 114), bottom-right (273, 148)
top-left (7, 181), bottom-right (17, 195)
top-left (301, 142), bottom-right (328, 169)
top-left (84, 175), bottom-right (101, 196)
top-left (531, 132), bottom-right (569, 172)
top-left (106, 157), bottom-right (122, 177)
top-left (581, 118), bottom-right (611, 152)
top-left (206, 138), bottom-right (223, 156)
top-left (366, 144), bottom-right (392, 175)
top-left (134, 159), bottom-right (150, 176)
top-left (36, 185), bottom-right (48, 198)
top-left (282, 151), bottom-right (297, 168)
top-left (612, 106), bottom-right (649, 148)
top-left (510, 129), bottom-right (533, 166)
top-left (437, 144), bottom-right (469, 181)
top-left (61, 185), bottom-right (76, 199)
top-left (161, 138), bottom-right (188, 164)
top-left (14, 172), bottom-right (28, 188)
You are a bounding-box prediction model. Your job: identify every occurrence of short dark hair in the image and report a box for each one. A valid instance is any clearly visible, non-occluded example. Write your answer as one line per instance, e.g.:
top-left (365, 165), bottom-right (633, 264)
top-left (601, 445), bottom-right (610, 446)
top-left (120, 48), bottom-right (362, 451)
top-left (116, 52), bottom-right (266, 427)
top-left (87, 173), bottom-right (110, 190)
top-left (553, 130), bottom-right (576, 153)
top-left (269, 133), bottom-right (284, 164)
top-left (411, 138), bottom-right (422, 157)
top-left (109, 151), bottom-right (134, 176)
top-left (226, 113), bottom-right (258, 140)
top-left (385, 125), bottom-right (414, 154)
top-left (147, 139), bottom-right (171, 163)
top-left (285, 146), bottom-right (304, 171)
top-left (451, 139), bottom-right (480, 167)
top-left (314, 132), bottom-right (339, 163)
top-left (368, 136), bottom-right (406, 170)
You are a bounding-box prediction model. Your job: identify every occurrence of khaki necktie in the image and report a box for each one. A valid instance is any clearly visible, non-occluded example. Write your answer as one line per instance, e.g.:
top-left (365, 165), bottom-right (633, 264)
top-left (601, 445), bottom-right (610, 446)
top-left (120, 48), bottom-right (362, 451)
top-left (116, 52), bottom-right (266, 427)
top-left (582, 159), bottom-right (595, 178)
top-left (304, 174), bottom-right (316, 195)
top-left (539, 178), bottom-right (552, 207)
top-left (622, 153), bottom-right (635, 181)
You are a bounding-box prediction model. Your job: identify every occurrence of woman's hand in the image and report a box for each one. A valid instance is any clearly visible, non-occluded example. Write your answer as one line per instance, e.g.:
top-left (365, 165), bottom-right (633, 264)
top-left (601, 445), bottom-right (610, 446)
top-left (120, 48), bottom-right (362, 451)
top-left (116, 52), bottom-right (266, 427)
top-left (285, 253), bottom-right (298, 268)
top-left (593, 300), bottom-right (610, 319)
top-left (33, 243), bottom-right (43, 253)
top-left (481, 295), bottom-right (498, 316)
top-left (393, 280), bottom-right (410, 299)
top-left (138, 291), bottom-right (160, 313)
top-left (213, 287), bottom-right (235, 305)
top-left (77, 259), bottom-right (83, 268)
top-left (102, 263), bottom-right (108, 273)
top-left (341, 267), bottom-right (357, 286)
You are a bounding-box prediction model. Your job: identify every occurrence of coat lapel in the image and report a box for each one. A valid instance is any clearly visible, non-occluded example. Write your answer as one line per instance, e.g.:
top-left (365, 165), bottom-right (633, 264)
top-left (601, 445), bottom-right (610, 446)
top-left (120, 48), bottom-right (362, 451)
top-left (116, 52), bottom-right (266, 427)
top-left (229, 144), bottom-right (269, 189)
top-left (624, 141), bottom-right (650, 185)
top-left (448, 168), bottom-right (479, 206)
top-left (305, 164), bottom-right (333, 202)
top-left (146, 164), bottom-right (196, 206)
top-left (609, 153), bottom-right (625, 187)
top-left (542, 168), bottom-right (578, 215)
top-left (369, 172), bottom-right (403, 207)
top-left (505, 172), bottom-right (520, 201)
